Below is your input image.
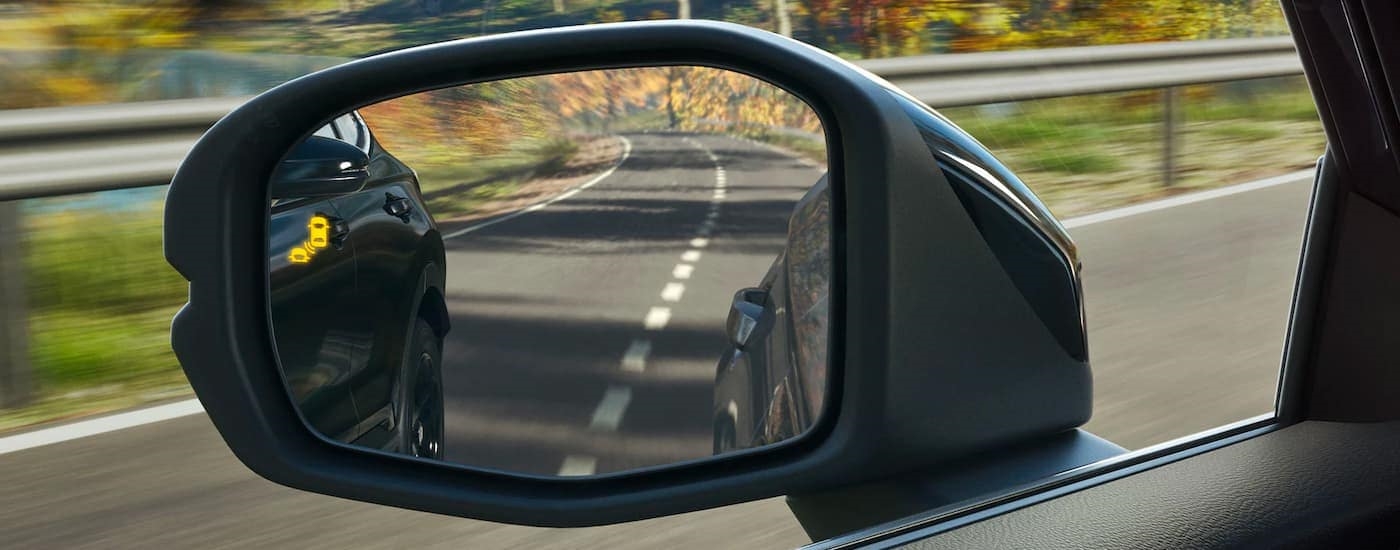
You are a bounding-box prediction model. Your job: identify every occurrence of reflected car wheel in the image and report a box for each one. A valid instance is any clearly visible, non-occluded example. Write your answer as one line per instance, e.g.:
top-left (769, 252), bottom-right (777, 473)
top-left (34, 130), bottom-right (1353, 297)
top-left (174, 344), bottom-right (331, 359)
top-left (402, 318), bottom-right (445, 460)
top-left (714, 418), bottom-right (739, 455)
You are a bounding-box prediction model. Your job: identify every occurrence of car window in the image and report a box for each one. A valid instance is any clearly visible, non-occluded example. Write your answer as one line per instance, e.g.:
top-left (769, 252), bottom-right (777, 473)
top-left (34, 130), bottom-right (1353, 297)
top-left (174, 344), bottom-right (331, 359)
top-left (331, 115), bottom-right (360, 147)
top-left (1, 2), bottom-right (1318, 549)
top-left (348, 112), bottom-right (371, 151)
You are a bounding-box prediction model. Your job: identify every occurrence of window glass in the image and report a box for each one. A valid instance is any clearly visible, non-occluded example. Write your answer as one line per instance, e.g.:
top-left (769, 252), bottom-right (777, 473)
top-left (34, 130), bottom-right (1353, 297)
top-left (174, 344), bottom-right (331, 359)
top-left (331, 116), bottom-right (359, 146)
top-left (786, 179), bottom-right (832, 419)
top-left (0, 2), bottom-right (1314, 550)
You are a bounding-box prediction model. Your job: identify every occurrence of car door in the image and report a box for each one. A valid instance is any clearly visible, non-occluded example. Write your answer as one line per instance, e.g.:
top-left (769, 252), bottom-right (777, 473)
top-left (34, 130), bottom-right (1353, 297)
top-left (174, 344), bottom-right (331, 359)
top-left (321, 112), bottom-right (433, 448)
top-left (810, 2), bottom-right (1400, 547)
top-left (267, 126), bottom-right (362, 442)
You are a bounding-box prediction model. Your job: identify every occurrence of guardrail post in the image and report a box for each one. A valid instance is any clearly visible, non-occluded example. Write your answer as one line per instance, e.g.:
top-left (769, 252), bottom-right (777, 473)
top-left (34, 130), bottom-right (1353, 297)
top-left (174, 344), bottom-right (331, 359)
top-left (1163, 86), bottom-right (1180, 187)
top-left (0, 200), bottom-right (32, 408)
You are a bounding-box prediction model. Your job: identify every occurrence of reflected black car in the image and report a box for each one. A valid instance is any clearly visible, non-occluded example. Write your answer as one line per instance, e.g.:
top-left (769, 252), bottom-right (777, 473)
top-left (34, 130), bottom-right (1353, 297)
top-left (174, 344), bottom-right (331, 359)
top-left (268, 112), bottom-right (450, 459)
top-left (713, 175), bottom-right (831, 454)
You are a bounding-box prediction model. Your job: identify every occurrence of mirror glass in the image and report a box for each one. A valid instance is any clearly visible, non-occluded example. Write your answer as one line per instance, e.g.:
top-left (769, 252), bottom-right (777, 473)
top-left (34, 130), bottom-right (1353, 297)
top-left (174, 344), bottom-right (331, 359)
top-left (266, 66), bottom-right (831, 477)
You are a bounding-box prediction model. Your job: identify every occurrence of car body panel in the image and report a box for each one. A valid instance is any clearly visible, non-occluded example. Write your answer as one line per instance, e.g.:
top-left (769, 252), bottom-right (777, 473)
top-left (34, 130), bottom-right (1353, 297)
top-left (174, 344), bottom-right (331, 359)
top-left (269, 113), bottom-right (443, 451)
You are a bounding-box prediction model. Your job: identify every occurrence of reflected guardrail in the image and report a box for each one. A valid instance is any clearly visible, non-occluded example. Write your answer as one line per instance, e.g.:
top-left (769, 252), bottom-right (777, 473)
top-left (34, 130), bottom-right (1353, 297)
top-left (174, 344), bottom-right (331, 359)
top-left (0, 36), bottom-right (1306, 408)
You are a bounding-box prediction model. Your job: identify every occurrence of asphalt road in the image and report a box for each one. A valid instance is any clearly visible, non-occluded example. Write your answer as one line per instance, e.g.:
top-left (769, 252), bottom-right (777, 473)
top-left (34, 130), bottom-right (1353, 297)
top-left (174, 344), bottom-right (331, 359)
top-left (434, 132), bottom-right (822, 476)
top-left (0, 136), bottom-right (1312, 548)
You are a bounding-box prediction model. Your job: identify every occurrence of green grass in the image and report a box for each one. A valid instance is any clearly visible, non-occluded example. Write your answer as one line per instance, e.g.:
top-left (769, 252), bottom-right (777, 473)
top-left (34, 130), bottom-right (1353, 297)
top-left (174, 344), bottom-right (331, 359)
top-left (1028, 150), bottom-right (1124, 174)
top-left (533, 137), bottom-right (581, 174)
top-left (25, 207), bottom-right (184, 316)
top-left (939, 77), bottom-right (1325, 217)
top-left (955, 117), bottom-right (1113, 147)
top-left (0, 203), bottom-right (191, 431)
top-left (411, 136), bottom-right (584, 220)
top-left (1204, 122), bottom-right (1283, 141)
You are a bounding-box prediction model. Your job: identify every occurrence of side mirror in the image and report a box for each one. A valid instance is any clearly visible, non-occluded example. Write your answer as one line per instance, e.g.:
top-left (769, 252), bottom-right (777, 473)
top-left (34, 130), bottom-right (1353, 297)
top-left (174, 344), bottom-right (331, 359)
top-left (268, 136), bottom-right (368, 200)
top-left (164, 21), bottom-right (1111, 538)
top-left (726, 288), bottom-right (771, 350)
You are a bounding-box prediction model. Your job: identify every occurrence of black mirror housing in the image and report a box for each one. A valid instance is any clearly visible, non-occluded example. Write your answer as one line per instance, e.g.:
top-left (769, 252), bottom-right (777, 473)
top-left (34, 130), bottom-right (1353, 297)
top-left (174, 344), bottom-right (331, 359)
top-left (164, 21), bottom-right (1097, 529)
top-left (269, 136), bottom-right (369, 199)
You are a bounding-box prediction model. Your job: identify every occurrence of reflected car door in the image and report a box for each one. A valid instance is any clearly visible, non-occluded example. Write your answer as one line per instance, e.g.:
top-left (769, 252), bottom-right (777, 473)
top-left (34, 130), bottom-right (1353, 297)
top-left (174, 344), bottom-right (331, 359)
top-left (268, 136), bottom-right (363, 441)
top-left (323, 113), bottom-right (433, 448)
top-left (758, 177), bottom-right (830, 443)
top-left (716, 177), bottom-right (829, 450)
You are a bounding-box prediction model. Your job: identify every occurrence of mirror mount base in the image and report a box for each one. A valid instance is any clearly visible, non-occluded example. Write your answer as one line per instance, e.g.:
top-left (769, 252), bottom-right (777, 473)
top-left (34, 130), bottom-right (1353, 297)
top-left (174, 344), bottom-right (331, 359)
top-left (786, 429), bottom-right (1126, 543)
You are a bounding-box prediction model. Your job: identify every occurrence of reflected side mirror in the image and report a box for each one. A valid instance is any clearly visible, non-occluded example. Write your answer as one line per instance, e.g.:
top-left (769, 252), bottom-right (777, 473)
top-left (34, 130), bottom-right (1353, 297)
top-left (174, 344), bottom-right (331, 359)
top-left (270, 136), bottom-right (369, 200)
top-left (727, 288), bottom-right (773, 350)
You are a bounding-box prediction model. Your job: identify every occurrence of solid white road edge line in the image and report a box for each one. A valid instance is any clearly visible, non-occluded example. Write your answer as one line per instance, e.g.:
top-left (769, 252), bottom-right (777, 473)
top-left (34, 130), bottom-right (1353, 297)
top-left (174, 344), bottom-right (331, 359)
top-left (1061, 169), bottom-right (1313, 229)
top-left (0, 399), bottom-right (205, 455)
top-left (442, 136), bottom-right (634, 240)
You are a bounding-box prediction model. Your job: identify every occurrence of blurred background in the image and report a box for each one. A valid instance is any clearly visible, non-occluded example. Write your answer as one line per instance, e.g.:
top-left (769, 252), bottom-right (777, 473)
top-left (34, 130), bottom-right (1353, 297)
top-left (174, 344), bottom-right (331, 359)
top-left (0, 1), bottom-right (1321, 548)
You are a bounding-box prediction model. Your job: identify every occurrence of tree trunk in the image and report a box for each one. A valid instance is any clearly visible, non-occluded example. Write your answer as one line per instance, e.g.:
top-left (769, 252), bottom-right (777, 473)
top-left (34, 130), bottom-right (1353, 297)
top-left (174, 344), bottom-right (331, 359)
top-left (0, 201), bottom-right (31, 409)
top-left (553, 0), bottom-right (564, 13)
top-left (677, 0), bottom-right (690, 19)
top-left (774, 0), bottom-right (792, 37)
top-left (667, 68), bottom-right (679, 129)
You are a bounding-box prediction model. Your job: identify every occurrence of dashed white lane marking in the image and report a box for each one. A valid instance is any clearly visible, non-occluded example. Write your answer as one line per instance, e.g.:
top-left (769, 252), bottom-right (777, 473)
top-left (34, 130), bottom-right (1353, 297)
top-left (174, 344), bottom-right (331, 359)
top-left (558, 455), bottom-right (597, 476)
top-left (690, 237), bottom-right (710, 248)
top-left (0, 399), bottom-right (204, 455)
top-left (443, 136), bottom-right (634, 239)
top-left (661, 282), bottom-right (686, 303)
top-left (589, 385), bottom-right (633, 431)
top-left (643, 307), bottom-right (672, 330)
top-left (681, 250), bottom-right (702, 262)
top-left (672, 264), bottom-right (694, 279)
top-left (622, 339), bottom-right (651, 372)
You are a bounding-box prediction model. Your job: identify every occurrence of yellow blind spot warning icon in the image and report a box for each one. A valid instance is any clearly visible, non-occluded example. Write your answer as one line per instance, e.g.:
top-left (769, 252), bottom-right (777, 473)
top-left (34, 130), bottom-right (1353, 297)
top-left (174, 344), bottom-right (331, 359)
top-left (307, 216), bottom-right (331, 249)
top-left (288, 215), bottom-right (334, 264)
top-left (288, 247), bottom-right (312, 264)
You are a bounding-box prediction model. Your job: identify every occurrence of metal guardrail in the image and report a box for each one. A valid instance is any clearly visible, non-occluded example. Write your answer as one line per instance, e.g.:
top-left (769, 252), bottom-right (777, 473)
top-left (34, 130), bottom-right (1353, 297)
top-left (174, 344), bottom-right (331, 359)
top-left (0, 36), bottom-right (1302, 201)
top-left (864, 36), bottom-right (1300, 106)
top-left (0, 36), bottom-right (1308, 407)
top-left (0, 96), bottom-right (250, 201)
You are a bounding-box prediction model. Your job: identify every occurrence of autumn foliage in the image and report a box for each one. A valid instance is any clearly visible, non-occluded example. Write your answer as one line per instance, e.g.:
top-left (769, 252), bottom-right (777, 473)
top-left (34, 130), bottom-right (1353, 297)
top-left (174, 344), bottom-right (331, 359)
top-left (0, 1), bottom-right (1288, 109)
top-left (359, 67), bottom-right (822, 173)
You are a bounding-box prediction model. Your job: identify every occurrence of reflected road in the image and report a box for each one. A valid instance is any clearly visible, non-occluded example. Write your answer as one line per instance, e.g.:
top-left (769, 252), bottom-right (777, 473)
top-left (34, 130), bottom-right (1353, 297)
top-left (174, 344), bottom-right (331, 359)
top-left (434, 132), bottom-right (822, 475)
